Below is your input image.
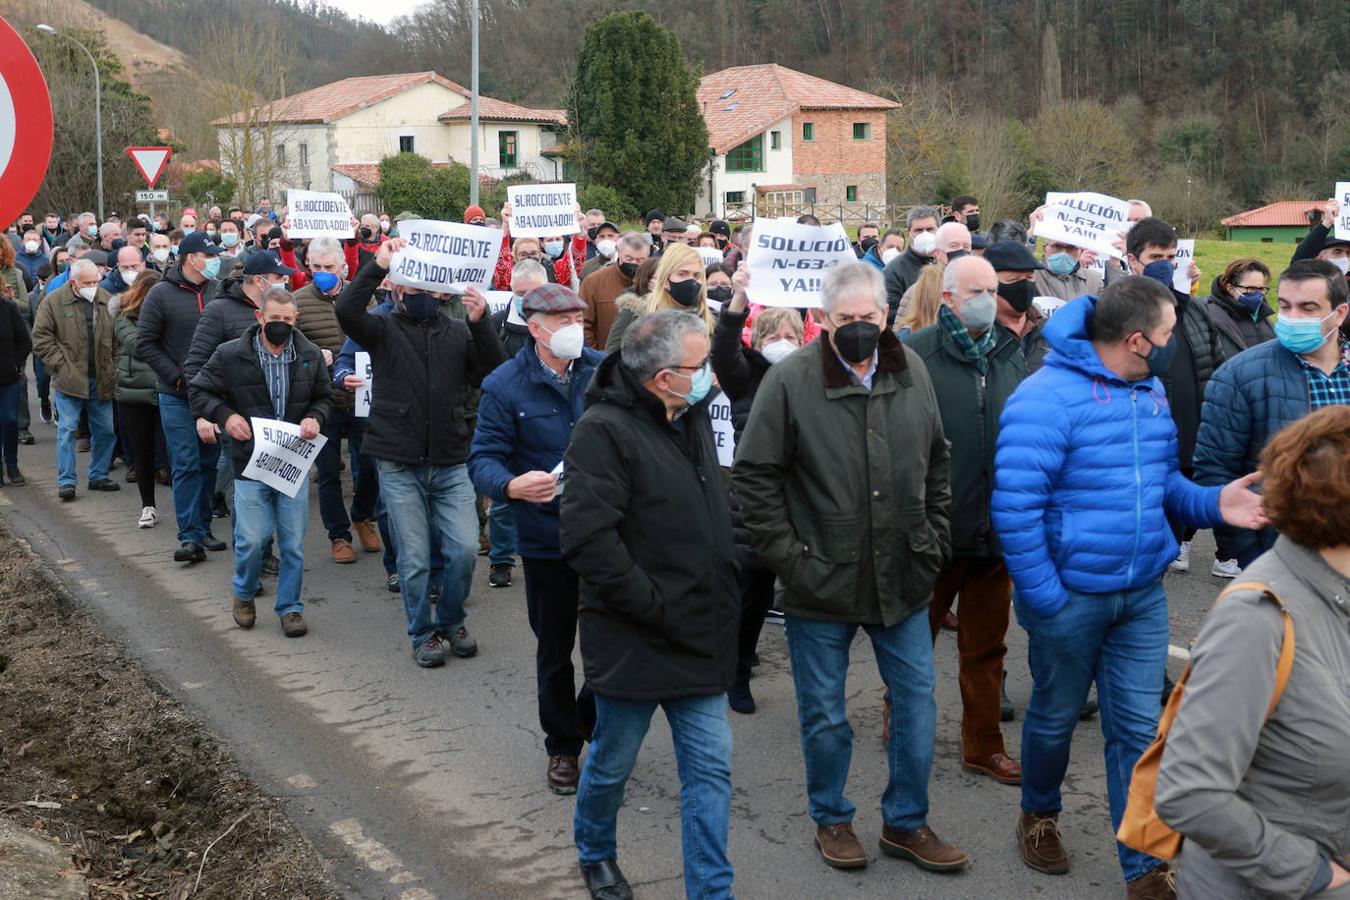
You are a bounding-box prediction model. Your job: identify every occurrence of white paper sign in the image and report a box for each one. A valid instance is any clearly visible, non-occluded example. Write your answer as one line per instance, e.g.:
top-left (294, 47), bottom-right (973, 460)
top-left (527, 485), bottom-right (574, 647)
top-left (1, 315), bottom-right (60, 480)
top-left (1033, 296), bottom-right (1067, 319)
top-left (354, 351), bottom-right (372, 418)
top-left (708, 391), bottom-right (736, 468)
top-left (746, 219), bottom-right (858, 308)
top-left (1335, 183), bottom-right (1350, 241)
top-left (507, 183), bottom-right (578, 238)
top-left (1172, 239), bottom-right (1195, 293)
top-left (390, 219), bottom-right (504, 293)
top-left (1032, 191), bottom-right (1131, 259)
top-left (286, 190), bottom-right (353, 240)
top-left (698, 247), bottom-right (725, 268)
top-left (242, 417), bottom-right (327, 498)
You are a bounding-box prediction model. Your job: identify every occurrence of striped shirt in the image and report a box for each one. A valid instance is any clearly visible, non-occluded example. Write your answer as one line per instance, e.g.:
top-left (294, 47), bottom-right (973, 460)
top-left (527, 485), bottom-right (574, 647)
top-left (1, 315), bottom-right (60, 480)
top-left (253, 330), bottom-right (295, 418)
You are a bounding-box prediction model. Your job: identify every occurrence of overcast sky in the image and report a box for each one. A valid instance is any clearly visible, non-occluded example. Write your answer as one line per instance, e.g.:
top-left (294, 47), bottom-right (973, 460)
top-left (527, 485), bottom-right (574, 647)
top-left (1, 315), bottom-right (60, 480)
top-left (321, 0), bottom-right (428, 26)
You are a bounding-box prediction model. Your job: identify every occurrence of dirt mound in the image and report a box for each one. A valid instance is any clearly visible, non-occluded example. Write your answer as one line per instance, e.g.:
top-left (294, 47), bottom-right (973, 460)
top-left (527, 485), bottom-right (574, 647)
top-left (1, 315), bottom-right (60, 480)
top-left (0, 521), bottom-right (340, 899)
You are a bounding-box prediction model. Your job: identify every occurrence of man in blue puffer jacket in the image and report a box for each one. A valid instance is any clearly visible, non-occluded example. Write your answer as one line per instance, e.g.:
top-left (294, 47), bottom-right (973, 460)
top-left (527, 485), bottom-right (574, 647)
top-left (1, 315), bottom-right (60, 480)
top-left (991, 276), bottom-right (1266, 897)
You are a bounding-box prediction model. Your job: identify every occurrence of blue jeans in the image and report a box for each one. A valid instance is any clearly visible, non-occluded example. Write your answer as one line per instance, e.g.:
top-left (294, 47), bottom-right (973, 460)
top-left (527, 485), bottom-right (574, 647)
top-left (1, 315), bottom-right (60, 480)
top-left (0, 380), bottom-right (19, 468)
top-left (54, 380), bottom-right (115, 488)
top-left (158, 392), bottom-right (220, 544)
top-left (488, 499), bottom-right (516, 566)
top-left (232, 475), bottom-right (309, 618)
top-left (377, 460), bottom-right (477, 646)
top-left (574, 692), bottom-right (734, 899)
top-left (1016, 580), bottom-right (1169, 882)
top-left (345, 419), bottom-right (379, 522)
top-left (785, 609), bottom-right (936, 831)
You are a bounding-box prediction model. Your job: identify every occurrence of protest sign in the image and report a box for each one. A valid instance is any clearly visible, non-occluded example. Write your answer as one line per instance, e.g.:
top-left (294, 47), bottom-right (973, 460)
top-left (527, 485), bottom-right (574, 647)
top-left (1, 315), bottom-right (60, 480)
top-left (1335, 182), bottom-right (1350, 241)
top-left (507, 183), bottom-right (578, 238)
top-left (354, 351), bottom-right (372, 418)
top-left (390, 219), bottom-right (504, 293)
top-left (1033, 296), bottom-right (1067, 319)
top-left (484, 290), bottom-right (514, 316)
top-left (1032, 191), bottom-right (1130, 259)
top-left (698, 247), bottom-right (725, 268)
top-left (286, 190), bottom-right (353, 239)
top-left (242, 418), bottom-right (327, 498)
top-left (708, 390), bottom-right (736, 468)
top-left (746, 218), bottom-right (857, 308)
top-left (1173, 239), bottom-right (1195, 293)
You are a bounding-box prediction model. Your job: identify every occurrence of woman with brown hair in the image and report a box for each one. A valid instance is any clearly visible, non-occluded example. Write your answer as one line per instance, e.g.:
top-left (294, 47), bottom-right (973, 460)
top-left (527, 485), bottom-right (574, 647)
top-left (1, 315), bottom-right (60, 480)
top-left (1200, 257), bottom-right (1275, 360)
top-left (114, 269), bottom-right (164, 527)
top-left (1156, 405), bottom-right (1350, 899)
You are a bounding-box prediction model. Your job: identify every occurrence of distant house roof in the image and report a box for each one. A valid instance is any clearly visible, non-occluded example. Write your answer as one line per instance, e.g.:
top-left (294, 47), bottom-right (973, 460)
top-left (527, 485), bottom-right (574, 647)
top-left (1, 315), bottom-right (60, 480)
top-left (438, 96), bottom-right (567, 126)
top-left (331, 161), bottom-right (496, 188)
top-left (212, 71), bottom-right (469, 126)
top-left (1221, 200), bottom-right (1326, 228)
top-left (698, 63), bottom-right (900, 155)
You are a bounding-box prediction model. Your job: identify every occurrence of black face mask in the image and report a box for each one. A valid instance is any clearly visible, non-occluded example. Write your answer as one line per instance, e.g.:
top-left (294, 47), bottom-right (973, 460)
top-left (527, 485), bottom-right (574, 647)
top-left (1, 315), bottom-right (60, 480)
top-left (997, 279), bottom-right (1033, 314)
top-left (587, 225), bottom-right (600, 241)
top-left (668, 277), bottom-right (702, 307)
top-left (964, 213), bottom-right (981, 232)
top-left (707, 285), bottom-right (733, 303)
top-left (401, 291), bottom-right (440, 321)
top-left (832, 321), bottom-right (881, 363)
top-left (262, 321), bottom-right (293, 345)
top-left (359, 226), bottom-right (373, 241)
top-left (618, 261), bottom-right (639, 279)
top-left (860, 236), bottom-right (879, 252)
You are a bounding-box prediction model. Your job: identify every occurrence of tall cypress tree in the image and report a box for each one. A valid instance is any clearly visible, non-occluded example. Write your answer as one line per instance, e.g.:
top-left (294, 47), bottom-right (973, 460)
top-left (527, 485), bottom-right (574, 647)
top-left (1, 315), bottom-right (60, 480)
top-left (569, 11), bottom-right (709, 216)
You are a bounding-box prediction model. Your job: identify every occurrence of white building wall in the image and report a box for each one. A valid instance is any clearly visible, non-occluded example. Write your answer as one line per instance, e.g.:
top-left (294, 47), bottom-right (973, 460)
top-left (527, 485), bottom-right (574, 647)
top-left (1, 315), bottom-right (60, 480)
top-left (331, 82), bottom-right (468, 162)
top-left (697, 116), bottom-right (794, 217)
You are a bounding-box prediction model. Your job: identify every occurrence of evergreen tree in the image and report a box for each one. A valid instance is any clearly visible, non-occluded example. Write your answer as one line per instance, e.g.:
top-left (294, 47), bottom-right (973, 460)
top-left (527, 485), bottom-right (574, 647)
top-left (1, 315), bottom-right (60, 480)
top-left (568, 11), bottom-right (709, 216)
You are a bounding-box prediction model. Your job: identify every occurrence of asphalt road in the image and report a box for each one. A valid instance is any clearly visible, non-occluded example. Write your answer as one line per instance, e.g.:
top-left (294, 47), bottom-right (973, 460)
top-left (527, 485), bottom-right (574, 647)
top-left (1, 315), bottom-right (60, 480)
top-left (0, 410), bottom-right (1234, 900)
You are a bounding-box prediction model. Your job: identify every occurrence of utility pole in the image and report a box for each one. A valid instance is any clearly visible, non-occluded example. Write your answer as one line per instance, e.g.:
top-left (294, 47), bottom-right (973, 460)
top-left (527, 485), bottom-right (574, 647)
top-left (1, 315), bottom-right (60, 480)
top-left (38, 24), bottom-right (103, 220)
top-left (469, 0), bottom-right (480, 208)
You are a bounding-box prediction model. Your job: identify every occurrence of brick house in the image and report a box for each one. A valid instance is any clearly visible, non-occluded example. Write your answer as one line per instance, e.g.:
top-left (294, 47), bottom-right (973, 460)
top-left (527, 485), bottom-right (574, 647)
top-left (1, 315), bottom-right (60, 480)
top-left (695, 64), bottom-right (899, 219)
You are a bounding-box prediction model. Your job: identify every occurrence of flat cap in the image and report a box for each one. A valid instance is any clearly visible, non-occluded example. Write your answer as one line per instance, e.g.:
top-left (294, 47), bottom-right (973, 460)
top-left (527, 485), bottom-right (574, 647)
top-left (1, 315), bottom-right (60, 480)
top-left (521, 282), bottom-right (586, 315)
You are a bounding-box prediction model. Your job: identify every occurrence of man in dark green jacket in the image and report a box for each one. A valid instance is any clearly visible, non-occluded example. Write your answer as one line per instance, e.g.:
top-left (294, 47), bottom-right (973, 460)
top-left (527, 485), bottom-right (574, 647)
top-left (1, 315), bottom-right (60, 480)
top-left (903, 255), bottom-right (1026, 788)
top-left (733, 261), bottom-right (966, 875)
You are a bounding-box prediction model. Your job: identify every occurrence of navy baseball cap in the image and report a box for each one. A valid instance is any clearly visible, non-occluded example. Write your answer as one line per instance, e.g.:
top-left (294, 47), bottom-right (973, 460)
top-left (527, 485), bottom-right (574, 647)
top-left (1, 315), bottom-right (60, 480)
top-left (177, 231), bottom-right (223, 256)
top-left (242, 250), bottom-right (298, 277)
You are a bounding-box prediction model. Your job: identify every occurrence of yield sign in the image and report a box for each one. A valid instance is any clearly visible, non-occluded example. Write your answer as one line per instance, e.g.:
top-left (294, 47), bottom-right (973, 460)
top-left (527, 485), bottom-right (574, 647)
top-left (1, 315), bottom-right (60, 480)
top-left (126, 146), bottom-right (172, 188)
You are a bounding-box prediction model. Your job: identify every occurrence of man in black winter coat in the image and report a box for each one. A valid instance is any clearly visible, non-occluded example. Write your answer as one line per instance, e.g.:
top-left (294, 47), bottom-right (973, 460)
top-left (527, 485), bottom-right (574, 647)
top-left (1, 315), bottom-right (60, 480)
top-left (560, 310), bottom-right (739, 900)
top-left (189, 289), bottom-right (331, 639)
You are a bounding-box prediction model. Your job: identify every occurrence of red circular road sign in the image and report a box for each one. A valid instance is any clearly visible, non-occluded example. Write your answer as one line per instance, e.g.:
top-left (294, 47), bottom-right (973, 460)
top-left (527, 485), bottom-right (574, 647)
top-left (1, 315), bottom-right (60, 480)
top-left (0, 17), bottom-right (54, 228)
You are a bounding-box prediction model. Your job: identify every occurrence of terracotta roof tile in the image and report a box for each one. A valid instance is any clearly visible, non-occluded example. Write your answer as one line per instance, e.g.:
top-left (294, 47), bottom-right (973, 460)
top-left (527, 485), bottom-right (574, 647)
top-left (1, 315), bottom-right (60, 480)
top-left (212, 71), bottom-right (468, 126)
top-left (698, 64), bottom-right (899, 155)
top-left (1221, 200), bottom-right (1326, 227)
top-left (438, 96), bottom-right (567, 126)
top-left (331, 161), bottom-right (453, 188)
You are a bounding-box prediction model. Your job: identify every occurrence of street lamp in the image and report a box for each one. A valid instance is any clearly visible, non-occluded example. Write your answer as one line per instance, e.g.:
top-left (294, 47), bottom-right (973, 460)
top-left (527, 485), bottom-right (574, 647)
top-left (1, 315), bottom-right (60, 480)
top-left (37, 24), bottom-right (104, 221)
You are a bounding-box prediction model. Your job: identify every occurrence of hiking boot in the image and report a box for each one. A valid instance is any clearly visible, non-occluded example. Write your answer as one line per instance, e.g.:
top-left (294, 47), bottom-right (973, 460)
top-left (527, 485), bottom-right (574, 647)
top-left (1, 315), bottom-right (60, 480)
top-left (262, 553), bottom-right (280, 576)
top-left (137, 506), bottom-right (158, 529)
top-left (5, 467), bottom-right (24, 486)
top-left (963, 751), bottom-right (1021, 785)
top-left (1001, 672), bottom-right (1015, 722)
top-left (1211, 557), bottom-right (1241, 578)
top-left (202, 532), bottom-right (226, 552)
top-left (1168, 541), bottom-right (1190, 573)
top-left (211, 491), bottom-right (229, 518)
top-left (579, 859), bottom-right (632, 900)
top-left (879, 825), bottom-right (969, 871)
top-left (18, 429), bottom-right (34, 445)
top-left (413, 633), bottom-right (448, 668)
top-left (175, 542), bottom-right (206, 563)
top-left (232, 597), bottom-right (256, 629)
top-left (58, 484), bottom-right (76, 501)
top-left (1017, 810), bottom-right (1070, 874)
top-left (1126, 864), bottom-right (1176, 900)
top-left (816, 822), bottom-right (867, 868)
top-left (386, 572), bottom-right (400, 593)
top-left (77, 437), bottom-right (90, 452)
top-left (353, 519), bottom-right (381, 552)
top-left (88, 479), bottom-right (120, 492)
top-left (281, 612), bottom-right (308, 638)
top-left (155, 467), bottom-right (171, 486)
top-left (447, 626), bottom-right (477, 658)
top-left (331, 538), bottom-right (356, 563)
top-left (547, 754), bottom-right (580, 795)
top-left (728, 678), bottom-right (756, 714)
top-left (488, 563), bottom-right (512, 587)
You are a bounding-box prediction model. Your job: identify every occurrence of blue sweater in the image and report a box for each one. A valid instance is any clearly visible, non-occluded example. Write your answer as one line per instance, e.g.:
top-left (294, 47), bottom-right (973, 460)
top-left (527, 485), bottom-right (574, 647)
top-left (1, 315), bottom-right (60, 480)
top-left (991, 295), bottom-right (1223, 616)
top-left (468, 342), bottom-right (604, 559)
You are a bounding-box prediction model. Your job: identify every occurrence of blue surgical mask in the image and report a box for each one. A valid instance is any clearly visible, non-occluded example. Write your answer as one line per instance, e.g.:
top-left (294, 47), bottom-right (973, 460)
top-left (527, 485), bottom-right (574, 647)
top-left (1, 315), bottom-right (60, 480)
top-left (544, 240), bottom-right (565, 259)
top-left (169, 243), bottom-right (179, 256)
top-left (85, 224), bottom-right (98, 237)
top-left (1236, 290), bottom-right (1266, 317)
top-left (220, 232), bottom-right (239, 248)
top-left (1141, 259), bottom-right (1176, 288)
top-left (667, 362), bottom-right (713, 406)
top-left (1046, 252), bottom-right (1077, 277)
top-left (1274, 310), bottom-right (1338, 355)
top-left (201, 256), bottom-right (221, 279)
top-left (311, 271), bottom-right (340, 294)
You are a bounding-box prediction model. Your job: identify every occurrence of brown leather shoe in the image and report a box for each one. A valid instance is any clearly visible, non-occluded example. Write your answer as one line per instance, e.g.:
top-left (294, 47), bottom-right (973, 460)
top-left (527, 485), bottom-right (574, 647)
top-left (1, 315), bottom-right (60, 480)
top-left (1126, 864), bottom-right (1176, 900)
top-left (281, 612), bottom-right (308, 638)
top-left (1017, 810), bottom-right (1070, 874)
top-left (963, 751), bottom-right (1022, 785)
top-left (331, 538), bottom-right (356, 563)
top-left (879, 824), bottom-right (969, 872)
top-left (232, 597), bottom-right (256, 629)
top-left (815, 822), bottom-right (867, 869)
top-left (547, 755), bottom-right (579, 795)
top-left (352, 519), bottom-right (381, 553)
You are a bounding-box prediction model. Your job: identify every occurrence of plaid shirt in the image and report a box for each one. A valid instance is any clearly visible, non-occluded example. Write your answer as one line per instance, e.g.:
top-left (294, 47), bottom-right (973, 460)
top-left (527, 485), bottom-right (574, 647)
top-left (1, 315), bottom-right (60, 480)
top-left (535, 344), bottom-right (572, 385)
top-left (253, 330), bottom-right (296, 419)
top-left (1297, 338), bottom-right (1350, 410)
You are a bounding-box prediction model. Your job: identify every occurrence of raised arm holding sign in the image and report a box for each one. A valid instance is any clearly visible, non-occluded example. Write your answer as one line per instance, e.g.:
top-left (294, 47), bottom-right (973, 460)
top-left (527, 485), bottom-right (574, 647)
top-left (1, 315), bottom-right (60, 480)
top-left (1335, 182), bottom-right (1350, 241)
top-left (506, 183), bottom-right (579, 238)
top-left (1031, 191), bottom-right (1131, 259)
top-left (286, 190), bottom-right (355, 240)
top-left (389, 219), bottom-right (505, 293)
top-left (746, 218), bottom-right (858, 308)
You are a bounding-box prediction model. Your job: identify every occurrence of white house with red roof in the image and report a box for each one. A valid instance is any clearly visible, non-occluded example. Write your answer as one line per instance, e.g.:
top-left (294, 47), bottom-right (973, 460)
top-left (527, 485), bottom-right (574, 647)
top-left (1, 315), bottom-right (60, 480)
top-left (212, 71), bottom-right (568, 198)
top-left (696, 64), bottom-right (899, 219)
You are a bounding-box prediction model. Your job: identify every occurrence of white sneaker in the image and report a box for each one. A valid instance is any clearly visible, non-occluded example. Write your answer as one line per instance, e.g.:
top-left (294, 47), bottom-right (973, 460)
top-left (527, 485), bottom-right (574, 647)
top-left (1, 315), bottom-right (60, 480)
top-left (137, 506), bottom-right (158, 529)
top-left (1211, 557), bottom-right (1241, 579)
top-left (1169, 541), bottom-right (1191, 573)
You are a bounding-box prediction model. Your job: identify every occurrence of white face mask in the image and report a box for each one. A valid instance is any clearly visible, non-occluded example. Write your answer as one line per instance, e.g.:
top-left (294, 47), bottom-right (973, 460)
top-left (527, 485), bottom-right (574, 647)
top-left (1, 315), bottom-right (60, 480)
top-left (881, 247), bottom-right (902, 265)
top-left (23, 240), bottom-right (39, 253)
top-left (78, 285), bottom-right (97, 301)
top-left (596, 239), bottom-right (617, 258)
top-left (761, 339), bottom-right (798, 365)
top-left (380, 219), bottom-right (390, 232)
top-left (910, 232), bottom-right (938, 256)
top-left (1329, 255), bottom-right (1350, 275)
top-left (152, 247), bottom-right (170, 263)
top-left (544, 321), bottom-right (585, 360)
top-left (119, 268), bottom-right (140, 284)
